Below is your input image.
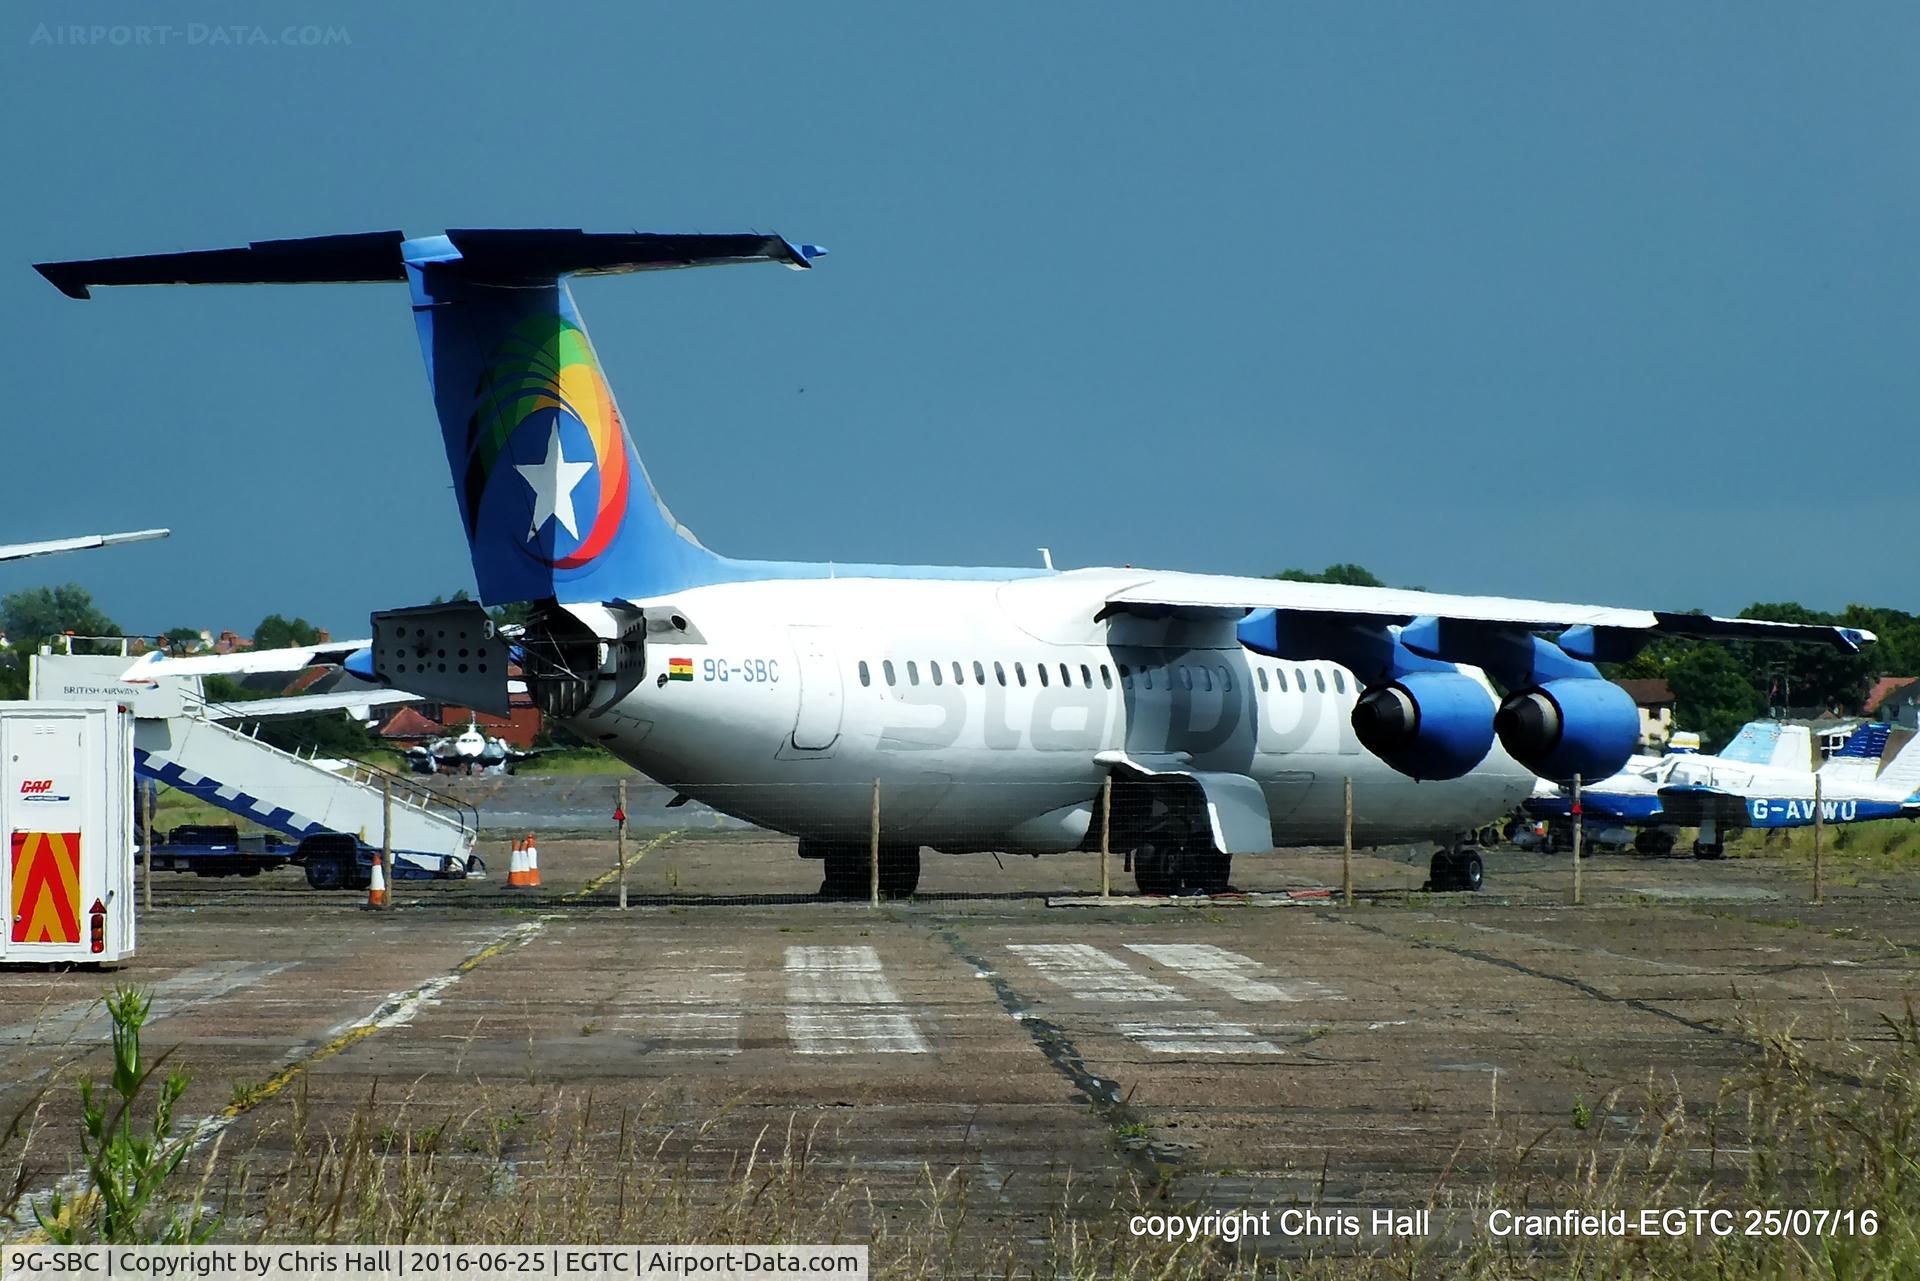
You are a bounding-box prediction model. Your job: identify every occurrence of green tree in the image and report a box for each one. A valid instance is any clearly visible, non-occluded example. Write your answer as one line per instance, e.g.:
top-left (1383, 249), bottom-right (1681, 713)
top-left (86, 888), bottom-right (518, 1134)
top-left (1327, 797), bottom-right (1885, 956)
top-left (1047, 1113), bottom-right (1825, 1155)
top-left (2, 584), bottom-right (119, 647)
top-left (1738, 602), bottom-right (1874, 713)
top-left (1667, 645), bottom-right (1765, 751)
top-left (1270, 563), bottom-right (1386, 587)
top-left (252, 614), bottom-right (322, 651)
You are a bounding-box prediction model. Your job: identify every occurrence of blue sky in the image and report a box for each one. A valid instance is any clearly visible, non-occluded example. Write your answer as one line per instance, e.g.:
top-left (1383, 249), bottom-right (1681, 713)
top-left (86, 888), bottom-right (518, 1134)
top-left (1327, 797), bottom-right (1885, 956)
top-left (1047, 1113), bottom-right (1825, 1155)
top-left (3, 2), bottom-right (1914, 636)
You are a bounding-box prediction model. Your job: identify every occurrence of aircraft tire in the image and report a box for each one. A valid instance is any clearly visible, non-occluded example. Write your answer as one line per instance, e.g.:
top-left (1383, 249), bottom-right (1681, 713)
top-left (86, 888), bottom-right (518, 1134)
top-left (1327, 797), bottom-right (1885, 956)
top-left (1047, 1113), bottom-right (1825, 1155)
top-left (1692, 841), bottom-right (1725, 861)
top-left (1634, 830), bottom-right (1675, 857)
top-left (1188, 848), bottom-right (1234, 894)
top-left (1428, 849), bottom-right (1457, 891)
top-left (878, 845), bottom-right (920, 899)
top-left (1132, 841), bottom-right (1182, 895)
top-left (818, 845), bottom-right (869, 899)
top-left (1458, 850), bottom-right (1484, 891)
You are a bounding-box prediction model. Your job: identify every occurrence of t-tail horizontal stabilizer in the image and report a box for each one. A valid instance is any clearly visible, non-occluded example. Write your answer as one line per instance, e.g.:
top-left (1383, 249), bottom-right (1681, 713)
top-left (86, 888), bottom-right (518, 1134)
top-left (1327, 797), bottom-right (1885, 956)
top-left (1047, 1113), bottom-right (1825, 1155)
top-left (36, 227), bottom-right (827, 606)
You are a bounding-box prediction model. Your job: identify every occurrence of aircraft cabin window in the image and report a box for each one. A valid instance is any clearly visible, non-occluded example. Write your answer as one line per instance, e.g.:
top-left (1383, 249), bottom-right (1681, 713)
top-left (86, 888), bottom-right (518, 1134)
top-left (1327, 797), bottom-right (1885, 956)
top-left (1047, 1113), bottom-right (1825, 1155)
top-left (930, 661), bottom-right (943, 686)
top-left (1314, 669), bottom-right (1326, 693)
top-left (858, 661), bottom-right (872, 688)
top-left (1081, 663), bottom-right (1094, 687)
top-left (1294, 668), bottom-right (1306, 690)
top-left (1141, 667), bottom-right (1153, 690)
top-left (1257, 669), bottom-right (1269, 692)
top-left (883, 660), bottom-right (896, 686)
top-left (1333, 671), bottom-right (1345, 694)
top-left (1036, 664), bottom-right (1049, 687)
top-left (1119, 664), bottom-right (1132, 688)
top-left (1180, 666), bottom-right (1193, 691)
top-left (974, 660), bottom-right (987, 685)
top-left (906, 661), bottom-right (919, 686)
top-left (1015, 663), bottom-right (1028, 687)
top-left (1099, 664), bottom-right (1112, 688)
top-left (1219, 666), bottom-right (1232, 692)
top-left (1199, 667), bottom-right (1212, 692)
top-left (1060, 663), bottom-right (1073, 687)
top-left (953, 661), bottom-right (964, 685)
top-left (1276, 667), bottom-right (1288, 692)
top-left (994, 661), bottom-right (1006, 687)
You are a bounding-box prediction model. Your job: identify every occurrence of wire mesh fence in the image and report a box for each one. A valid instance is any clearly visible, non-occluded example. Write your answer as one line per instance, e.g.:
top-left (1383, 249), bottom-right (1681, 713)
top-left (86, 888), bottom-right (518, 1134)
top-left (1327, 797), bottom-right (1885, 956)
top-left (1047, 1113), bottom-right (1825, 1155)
top-left (131, 769), bottom-right (1869, 911)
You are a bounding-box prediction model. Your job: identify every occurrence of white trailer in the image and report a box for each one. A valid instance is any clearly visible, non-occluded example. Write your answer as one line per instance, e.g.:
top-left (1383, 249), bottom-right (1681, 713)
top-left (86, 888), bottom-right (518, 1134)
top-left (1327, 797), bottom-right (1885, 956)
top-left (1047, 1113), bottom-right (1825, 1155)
top-left (0, 702), bottom-right (135, 964)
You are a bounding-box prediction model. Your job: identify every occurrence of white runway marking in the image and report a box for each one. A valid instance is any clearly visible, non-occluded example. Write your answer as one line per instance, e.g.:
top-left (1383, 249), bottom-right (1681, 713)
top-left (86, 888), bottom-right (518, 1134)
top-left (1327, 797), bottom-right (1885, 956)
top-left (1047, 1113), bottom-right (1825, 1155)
top-left (1005, 944), bottom-right (1185, 1002)
top-left (0, 960), bottom-right (294, 1046)
top-left (1123, 943), bottom-right (1319, 1002)
top-left (1114, 1016), bottom-right (1281, 1056)
top-left (611, 959), bottom-right (746, 1056)
top-left (785, 946), bottom-right (928, 1055)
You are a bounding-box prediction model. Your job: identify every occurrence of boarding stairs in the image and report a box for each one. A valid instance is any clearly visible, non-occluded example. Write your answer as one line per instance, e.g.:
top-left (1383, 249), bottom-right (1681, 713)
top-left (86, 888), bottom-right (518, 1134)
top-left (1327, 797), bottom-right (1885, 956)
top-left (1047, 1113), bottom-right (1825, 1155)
top-left (30, 649), bottom-right (478, 875)
top-left (136, 701), bottom-right (478, 873)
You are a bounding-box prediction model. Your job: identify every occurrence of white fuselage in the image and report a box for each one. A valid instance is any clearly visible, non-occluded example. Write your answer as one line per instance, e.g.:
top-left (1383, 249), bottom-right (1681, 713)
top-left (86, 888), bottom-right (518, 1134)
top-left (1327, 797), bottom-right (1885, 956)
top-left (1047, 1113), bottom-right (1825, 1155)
top-left (561, 569), bottom-right (1536, 854)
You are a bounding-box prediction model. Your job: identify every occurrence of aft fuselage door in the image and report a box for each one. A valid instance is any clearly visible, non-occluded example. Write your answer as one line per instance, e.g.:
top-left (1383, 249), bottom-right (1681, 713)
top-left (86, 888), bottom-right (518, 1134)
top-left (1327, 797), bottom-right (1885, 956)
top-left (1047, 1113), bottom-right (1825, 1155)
top-left (788, 626), bottom-right (843, 751)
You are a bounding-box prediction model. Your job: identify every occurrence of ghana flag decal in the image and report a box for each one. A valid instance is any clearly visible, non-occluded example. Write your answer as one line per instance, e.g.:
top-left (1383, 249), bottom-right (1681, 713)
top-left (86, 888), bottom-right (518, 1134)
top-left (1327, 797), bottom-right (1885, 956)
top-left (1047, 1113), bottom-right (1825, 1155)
top-left (10, 831), bottom-right (80, 945)
top-left (462, 315), bottom-right (632, 571)
top-left (667, 657), bottom-right (694, 681)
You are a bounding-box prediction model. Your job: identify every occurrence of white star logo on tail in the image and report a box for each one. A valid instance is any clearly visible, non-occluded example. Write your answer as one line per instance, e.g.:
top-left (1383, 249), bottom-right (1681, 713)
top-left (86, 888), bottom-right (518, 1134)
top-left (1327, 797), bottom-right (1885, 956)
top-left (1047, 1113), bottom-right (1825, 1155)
top-left (515, 423), bottom-right (593, 541)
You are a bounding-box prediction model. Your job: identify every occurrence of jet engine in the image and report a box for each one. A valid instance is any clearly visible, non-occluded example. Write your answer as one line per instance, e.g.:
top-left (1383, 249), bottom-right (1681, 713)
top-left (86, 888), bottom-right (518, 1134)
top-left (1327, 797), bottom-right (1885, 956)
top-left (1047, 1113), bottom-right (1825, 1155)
top-left (1494, 678), bottom-right (1639, 782)
top-left (1350, 671), bottom-right (1496, 781)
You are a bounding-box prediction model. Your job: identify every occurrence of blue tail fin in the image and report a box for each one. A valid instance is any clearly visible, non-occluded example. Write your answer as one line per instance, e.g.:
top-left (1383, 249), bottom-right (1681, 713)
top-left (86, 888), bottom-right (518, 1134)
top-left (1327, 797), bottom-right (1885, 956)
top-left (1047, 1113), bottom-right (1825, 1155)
top-left (37, 228), bottom-right (824, 604)
top-left (404, 231), bottom-right (822, 604)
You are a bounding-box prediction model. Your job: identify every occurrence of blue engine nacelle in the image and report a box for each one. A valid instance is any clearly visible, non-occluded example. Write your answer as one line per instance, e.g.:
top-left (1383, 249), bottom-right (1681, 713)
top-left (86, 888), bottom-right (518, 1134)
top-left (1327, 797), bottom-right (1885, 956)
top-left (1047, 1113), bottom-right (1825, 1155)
top-left (1494, 678), bottom-right (1639, 781)
top-left (1350, 671), bottom-right (1496, 781)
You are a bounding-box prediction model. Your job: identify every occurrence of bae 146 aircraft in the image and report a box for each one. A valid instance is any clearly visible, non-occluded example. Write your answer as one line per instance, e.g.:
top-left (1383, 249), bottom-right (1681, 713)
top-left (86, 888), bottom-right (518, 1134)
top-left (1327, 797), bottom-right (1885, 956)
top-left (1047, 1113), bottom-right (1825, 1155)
top-left (37, 228), bottom-right (1873, 897)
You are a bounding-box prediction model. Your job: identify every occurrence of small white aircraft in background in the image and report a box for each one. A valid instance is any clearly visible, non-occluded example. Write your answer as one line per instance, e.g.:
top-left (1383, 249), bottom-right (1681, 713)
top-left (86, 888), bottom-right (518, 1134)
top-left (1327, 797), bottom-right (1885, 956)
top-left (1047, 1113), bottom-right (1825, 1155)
top-left (404, 715), bottom-right (549, 776)
top-left (45, 227), bottom-right (1871, 898)
top-left (0, 528), bottom-right (168, 564)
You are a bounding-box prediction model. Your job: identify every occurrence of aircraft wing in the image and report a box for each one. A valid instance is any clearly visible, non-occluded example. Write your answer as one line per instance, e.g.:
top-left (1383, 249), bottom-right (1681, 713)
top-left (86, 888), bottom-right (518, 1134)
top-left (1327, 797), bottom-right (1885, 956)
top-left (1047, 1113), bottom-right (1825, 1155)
top-left (1098, 571), bottom-right (1873, 652)
top-left (202, 687), bottom-right (419, 721)
top-left (123, 640), bottom-right (371, 680)
top-left (1653, 784), bottom-right (1754, 829)
top-left (0, 528), bottom-right (169, 564)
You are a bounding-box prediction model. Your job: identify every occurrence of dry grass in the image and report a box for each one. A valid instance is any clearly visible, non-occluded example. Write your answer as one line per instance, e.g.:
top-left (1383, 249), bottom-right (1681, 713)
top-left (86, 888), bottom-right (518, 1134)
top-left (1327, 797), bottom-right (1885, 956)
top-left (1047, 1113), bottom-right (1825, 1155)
top-left (6, 999), bottom-right (1917, 1278)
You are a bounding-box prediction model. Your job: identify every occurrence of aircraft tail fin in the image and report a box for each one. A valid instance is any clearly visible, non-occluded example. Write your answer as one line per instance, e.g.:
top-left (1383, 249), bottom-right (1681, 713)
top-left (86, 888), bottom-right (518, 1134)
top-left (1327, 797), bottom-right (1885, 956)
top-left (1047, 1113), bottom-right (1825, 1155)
top-left (1875, 729), bottom-right (1920, 798)
top-left (36, 229), bottom-right (825, 604)
top-left (1815, 721), bottom-right (1891, 786)
top-left (1719, 721), bottom-right (1810, 770)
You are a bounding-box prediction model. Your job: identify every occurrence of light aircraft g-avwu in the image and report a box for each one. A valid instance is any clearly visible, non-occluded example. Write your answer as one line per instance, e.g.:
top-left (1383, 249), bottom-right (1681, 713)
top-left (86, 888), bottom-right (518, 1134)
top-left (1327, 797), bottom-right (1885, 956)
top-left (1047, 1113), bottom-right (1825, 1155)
top-left (1654, 723), bottom-right (1920, 854)
top-left (1522, 720), bottom-right (1897, 857)
top-left (39, 229), bottom-right (1872, 896)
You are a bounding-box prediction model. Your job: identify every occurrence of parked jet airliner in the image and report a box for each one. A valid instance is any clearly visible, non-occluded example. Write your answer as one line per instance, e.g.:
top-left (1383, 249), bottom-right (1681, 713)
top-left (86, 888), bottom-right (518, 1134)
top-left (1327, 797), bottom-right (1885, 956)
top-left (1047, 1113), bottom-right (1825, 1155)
top-left (37, 229), bottom-right (1871, 896)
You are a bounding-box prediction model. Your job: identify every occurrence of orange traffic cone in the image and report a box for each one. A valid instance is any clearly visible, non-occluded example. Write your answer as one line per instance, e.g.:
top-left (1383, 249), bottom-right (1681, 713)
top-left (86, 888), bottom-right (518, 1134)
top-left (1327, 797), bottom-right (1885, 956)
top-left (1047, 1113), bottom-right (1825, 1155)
top-left (364, 855), bottom-right (390, 909)
top-left (523, 833), bottom-right (542, 889)
top-left (507, 838), bottom-right (528, 888)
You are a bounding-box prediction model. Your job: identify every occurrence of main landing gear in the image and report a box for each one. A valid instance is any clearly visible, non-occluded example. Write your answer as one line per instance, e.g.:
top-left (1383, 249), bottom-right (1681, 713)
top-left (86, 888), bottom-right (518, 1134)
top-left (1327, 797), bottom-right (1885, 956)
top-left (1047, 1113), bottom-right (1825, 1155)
top-left (1427, 847), bottom-right (1484, 893)
top-left (1124, 785), bottom-right (1234, 896)
top-left (808, 841), bottom-right (922, 900)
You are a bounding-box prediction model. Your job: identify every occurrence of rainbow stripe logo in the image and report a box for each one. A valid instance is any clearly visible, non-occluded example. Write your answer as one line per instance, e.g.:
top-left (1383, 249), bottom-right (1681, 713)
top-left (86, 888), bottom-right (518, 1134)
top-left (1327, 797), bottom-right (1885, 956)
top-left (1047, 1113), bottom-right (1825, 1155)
top-left (464, 315), bottom-right (630, 570)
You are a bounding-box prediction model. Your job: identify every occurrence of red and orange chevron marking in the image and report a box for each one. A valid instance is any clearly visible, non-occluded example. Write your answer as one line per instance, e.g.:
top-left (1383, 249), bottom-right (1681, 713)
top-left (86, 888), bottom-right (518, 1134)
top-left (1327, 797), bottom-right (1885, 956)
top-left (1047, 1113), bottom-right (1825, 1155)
top-left (10, 831), bottom-right (80, 945)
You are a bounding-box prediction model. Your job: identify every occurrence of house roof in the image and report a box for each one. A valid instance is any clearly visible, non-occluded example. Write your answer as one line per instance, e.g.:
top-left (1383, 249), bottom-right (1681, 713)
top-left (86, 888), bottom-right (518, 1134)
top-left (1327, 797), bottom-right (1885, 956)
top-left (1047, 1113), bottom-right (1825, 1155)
top-left (377, 706), bottom-right (442, 741)
top-left (1866, 676), bottom-right (1919, 714)
top-left (1614, 678), bottom-right (1674, 707)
